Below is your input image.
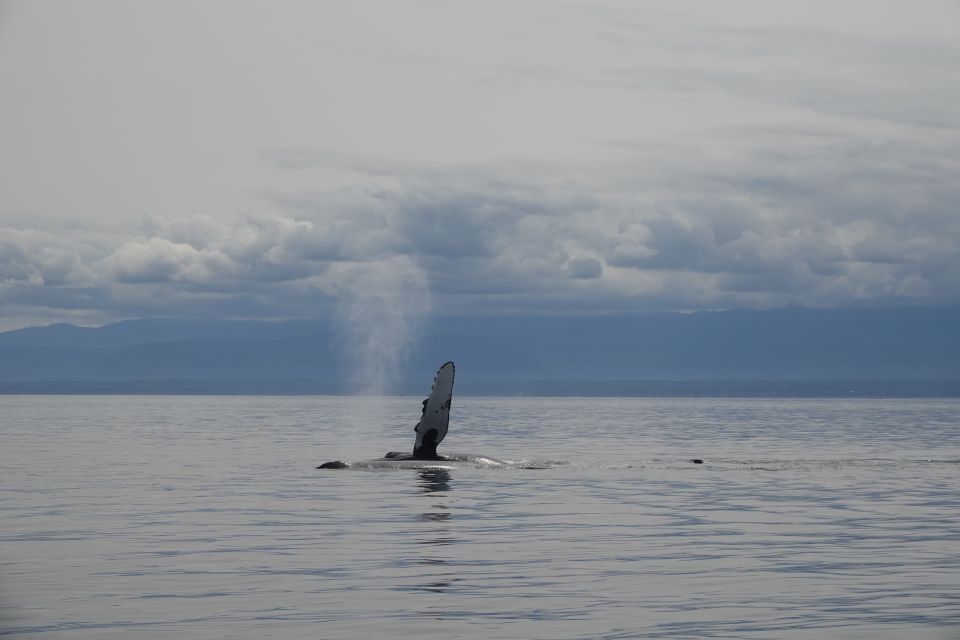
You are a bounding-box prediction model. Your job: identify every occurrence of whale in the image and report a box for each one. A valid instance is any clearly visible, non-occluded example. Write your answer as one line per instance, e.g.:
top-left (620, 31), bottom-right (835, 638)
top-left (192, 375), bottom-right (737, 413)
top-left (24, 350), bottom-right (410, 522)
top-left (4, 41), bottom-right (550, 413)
top-left (383, 360), bottom-right (456, 461)
top-left (317, 362), bottom-right (506, 469)
top-left (315, 361), bottom-right (705, 469)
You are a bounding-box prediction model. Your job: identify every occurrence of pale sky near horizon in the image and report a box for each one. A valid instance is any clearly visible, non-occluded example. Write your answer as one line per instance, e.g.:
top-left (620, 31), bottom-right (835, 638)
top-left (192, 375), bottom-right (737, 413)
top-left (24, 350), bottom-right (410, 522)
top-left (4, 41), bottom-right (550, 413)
top-left (1, 0), bottom-right (959, 331)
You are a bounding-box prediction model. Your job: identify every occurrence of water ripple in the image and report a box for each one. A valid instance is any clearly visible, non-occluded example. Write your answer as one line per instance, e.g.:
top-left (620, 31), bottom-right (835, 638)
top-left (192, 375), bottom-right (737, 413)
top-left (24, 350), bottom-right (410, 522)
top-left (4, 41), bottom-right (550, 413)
top-left (1, 396), bottom-right (958, 638)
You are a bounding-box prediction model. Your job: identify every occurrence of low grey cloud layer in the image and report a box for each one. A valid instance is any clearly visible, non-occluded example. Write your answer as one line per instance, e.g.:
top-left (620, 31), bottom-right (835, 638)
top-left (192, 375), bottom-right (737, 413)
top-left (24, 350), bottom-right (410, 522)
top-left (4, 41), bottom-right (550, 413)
top-left (4, 132), bottom-right (957, 329)
top-left (0, 1), bottom-right (958, 329)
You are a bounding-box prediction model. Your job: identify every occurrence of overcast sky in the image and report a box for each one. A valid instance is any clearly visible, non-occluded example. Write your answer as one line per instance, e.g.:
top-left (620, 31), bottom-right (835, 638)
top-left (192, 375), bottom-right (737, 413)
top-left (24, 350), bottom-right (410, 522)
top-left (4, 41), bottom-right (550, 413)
top-left (1, 0), bottom-right (959, 330)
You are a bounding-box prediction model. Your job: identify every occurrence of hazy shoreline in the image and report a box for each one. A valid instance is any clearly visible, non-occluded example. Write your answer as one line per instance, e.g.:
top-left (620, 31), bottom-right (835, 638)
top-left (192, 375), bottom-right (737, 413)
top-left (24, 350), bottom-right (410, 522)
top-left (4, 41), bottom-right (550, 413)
top-left (3, 379), bottom-right (959, 397)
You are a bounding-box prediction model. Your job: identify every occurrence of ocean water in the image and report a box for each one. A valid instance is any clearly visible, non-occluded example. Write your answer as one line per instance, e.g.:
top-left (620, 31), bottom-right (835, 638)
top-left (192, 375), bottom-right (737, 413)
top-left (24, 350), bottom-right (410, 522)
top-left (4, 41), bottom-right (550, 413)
top-left (1, 395), bottom-right (958, 639)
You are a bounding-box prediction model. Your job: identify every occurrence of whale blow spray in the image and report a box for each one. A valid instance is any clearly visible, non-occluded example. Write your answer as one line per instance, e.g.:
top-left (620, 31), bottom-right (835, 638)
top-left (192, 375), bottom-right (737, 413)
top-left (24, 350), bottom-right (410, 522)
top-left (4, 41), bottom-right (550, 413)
top-left (335, 255), bottom-right (431, 398)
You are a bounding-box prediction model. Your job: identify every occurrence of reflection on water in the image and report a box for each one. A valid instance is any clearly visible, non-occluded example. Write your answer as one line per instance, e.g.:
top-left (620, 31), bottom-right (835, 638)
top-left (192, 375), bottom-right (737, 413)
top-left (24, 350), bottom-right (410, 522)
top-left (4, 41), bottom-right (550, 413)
top-left (414, 469), bottom-right (457, 593)
top-left (418, 469), bottom-right (453, 523)
top-left (418, 511), bottom-right (451, 522)
top-left (416, 468), bottom-right (454, 538)
top-left (417, 468), bottom-right (451, 493)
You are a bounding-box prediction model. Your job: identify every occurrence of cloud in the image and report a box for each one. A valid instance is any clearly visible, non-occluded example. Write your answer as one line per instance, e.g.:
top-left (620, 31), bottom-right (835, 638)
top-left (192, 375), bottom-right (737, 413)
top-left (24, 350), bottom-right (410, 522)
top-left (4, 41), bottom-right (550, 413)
top-left (1, 2), bottom-right (958, 330)
top-left (567, 257), bottom-right (603, 279)
top-left (3, 122), bottom-right (959, 330)
top-left (0, 227), bottom-right (94, 287)
top-left (98, 238), bottom-right (232, 283)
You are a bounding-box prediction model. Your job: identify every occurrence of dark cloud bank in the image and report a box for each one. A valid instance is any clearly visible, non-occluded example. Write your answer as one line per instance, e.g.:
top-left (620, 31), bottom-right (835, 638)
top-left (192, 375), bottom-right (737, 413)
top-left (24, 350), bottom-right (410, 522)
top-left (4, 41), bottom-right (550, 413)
top-left (3, 134), bottom-right (958, 328)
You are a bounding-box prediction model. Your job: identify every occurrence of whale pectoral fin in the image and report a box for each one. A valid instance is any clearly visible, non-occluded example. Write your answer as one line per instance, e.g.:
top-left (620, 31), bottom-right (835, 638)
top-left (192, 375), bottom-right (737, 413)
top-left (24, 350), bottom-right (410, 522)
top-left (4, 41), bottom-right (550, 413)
top-left (414, 362), bottom-right (455, 453)
top-left (317, 461), bottom-right (349, 469)
top-left (413, 428), bottom-right (439, 458)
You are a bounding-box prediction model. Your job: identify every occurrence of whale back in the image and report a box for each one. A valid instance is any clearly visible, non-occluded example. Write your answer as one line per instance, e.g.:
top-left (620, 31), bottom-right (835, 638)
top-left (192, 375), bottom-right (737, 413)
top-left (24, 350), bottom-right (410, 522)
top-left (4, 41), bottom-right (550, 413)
top-left (414, 361), bottom-right (455, 453)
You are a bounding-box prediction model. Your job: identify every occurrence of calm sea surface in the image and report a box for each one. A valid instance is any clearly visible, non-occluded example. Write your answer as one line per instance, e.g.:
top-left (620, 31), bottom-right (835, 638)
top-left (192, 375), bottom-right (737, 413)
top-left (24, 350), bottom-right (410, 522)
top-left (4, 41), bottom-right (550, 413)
top-left (1, 396), bottom-right (958, 639)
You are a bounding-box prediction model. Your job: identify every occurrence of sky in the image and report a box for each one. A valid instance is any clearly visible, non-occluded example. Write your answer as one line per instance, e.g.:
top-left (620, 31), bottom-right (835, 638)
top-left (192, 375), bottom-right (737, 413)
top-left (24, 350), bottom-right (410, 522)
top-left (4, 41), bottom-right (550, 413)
top-left (1, 0), bottom-right (959, 331)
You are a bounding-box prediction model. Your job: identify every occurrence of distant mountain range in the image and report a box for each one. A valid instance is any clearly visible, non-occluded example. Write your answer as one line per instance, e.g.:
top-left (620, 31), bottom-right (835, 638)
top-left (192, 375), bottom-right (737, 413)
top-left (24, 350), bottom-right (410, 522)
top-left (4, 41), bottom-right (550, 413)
top-left (2, 307), bottom-right (959, 396)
